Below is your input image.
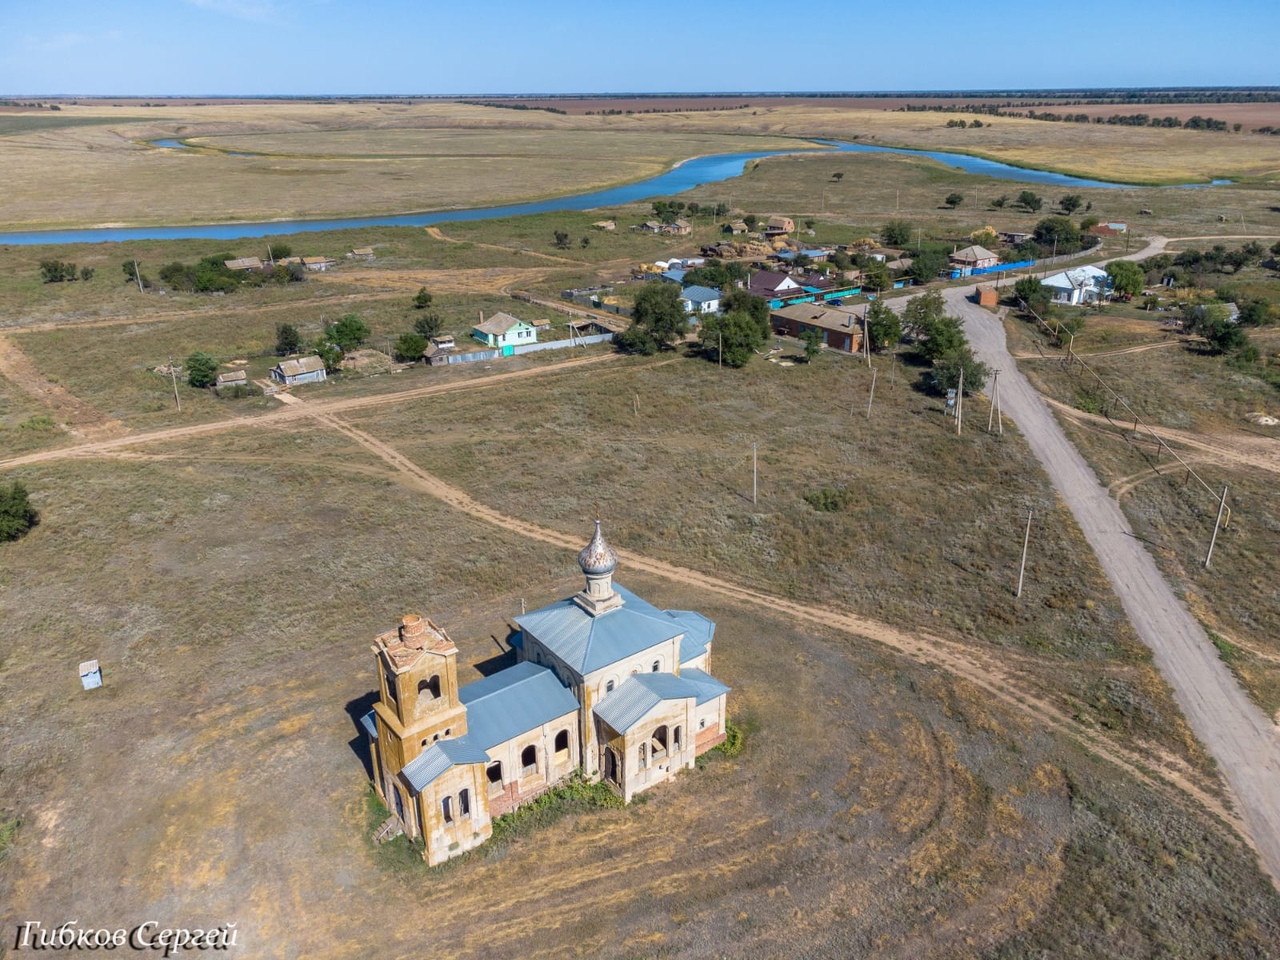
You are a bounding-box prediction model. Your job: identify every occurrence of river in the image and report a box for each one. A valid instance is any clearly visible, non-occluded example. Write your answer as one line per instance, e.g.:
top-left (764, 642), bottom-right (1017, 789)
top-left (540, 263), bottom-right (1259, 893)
top-left (0, 139), bottom-right (1225, 246)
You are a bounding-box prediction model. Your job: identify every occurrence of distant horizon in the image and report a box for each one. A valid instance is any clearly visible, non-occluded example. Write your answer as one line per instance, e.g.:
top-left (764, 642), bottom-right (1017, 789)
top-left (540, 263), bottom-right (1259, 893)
top-left (3, 0), bottom-right (1276, 97)
top-left (7, 87), bottom-right (1280, 100)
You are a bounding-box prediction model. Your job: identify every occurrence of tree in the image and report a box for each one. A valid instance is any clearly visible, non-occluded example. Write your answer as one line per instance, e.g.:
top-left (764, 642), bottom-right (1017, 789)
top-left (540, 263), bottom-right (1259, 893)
top-left (393, 333), bottom-right (428, 362)
top-left (908, 250), bottom-right (947, 284)
top-left (699, 310), bottom-right (766, 367)
top-left (275, 322), bottom-right (301, 356)
top-left (991, 195), bottom-right (1008, 209)
top-left (617, 282), bottom-right (687, 355)
top-left (311, 338), bottom-right (344, 374)
top-left (1184, 303), bottom-right (1249, 354)
top-left (1017, 190), bottom-right (1043, 212)
top-left (803, 219), bottom-right (816, 232)
top-left (720, 288), bottom-right (771, 341)
top-left (1014, 276), bottom-right (1051, 314)
top-left (902, 290), bottom-right (946, 340)
top-left (944, 192), bottom-right (964, 209)
top-left (121, 260), bottom-right (149, 289)
top-left (0, 480), bottom-right (39, 542)
top-left (39, 259), bottom-right (78, 283)
top-left (413, 311), bottom-right (443, 339)
top-left (553, 229), bottom-right (571, 250)
top-left (580, 236), bottom-right (590, 249)
top-left (864, 299), bottom-right (902, 352)
top-left (932, 345), bottom-right (990, 394)
top-left (860, 260), bottom-right (890, 293)
top-left (267, 243), bottom-right (292, 260)
top-left (881, 220), bottom-right (912, 246)
top-left (799, 327), bottom-right (822, 363)
top-left (186, 352), bottom-right (218, 388)
top-left (1106, 260), bottom-right (1145, 298)
top-left (831, 172), bottom-right (844, 182)
top-left (412, 286), bottom-right (434, 310)
top-left (742, 213), bottom-right (759, 231)
top-left (79, 267), bottom-right (94, 282)
top-left (1034, 216), bottom-right (1080, 250)
top-left (328, 313), bottom-right (370, 353)
top-left (1059, 194), bottom-right (1084, 215)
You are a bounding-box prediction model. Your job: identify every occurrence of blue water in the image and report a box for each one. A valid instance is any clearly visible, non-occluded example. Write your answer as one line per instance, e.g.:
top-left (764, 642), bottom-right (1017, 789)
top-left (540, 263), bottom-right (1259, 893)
top-left (0, 140), bottom-right (1226, 247)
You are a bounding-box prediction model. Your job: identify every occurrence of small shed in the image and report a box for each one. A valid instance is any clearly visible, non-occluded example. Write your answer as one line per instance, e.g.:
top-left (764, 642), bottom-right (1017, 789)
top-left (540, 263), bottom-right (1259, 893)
top-left (271, 355), bottom-right (328, 386)
top-left (976, 286), bottom-right (999, 307)
top-left (79, 659), bottom-right (102, 691)
top-left (224, 257), bottom-right (263, 272)
top-left (215, 370), bottom-right (248, 388)
top-left (348, 247), bottom-right (376, 260)
top-left (302, 256), bottom-right (335, 272)
top-left (530, 318), bottom-right (552, 333)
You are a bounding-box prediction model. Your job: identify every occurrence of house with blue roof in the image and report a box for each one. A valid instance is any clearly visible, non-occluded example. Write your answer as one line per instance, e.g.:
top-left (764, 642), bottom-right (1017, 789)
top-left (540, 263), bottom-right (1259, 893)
top-left (679, 285), bottom-right (722, 315)
top-left (359, 522), bottom-right (730, 863)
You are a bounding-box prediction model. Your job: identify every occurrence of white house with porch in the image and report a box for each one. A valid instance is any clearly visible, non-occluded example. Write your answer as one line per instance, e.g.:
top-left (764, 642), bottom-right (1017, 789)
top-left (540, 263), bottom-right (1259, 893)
top-left (1042, 265), bottom-right (1111, 305)
top-left (472, 312), bottom-right (538, 348)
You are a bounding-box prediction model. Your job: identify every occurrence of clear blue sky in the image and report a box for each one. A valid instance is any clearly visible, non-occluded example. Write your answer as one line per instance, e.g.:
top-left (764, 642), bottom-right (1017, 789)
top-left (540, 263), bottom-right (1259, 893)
top-left (2, 0), bottom-right (1277, 96)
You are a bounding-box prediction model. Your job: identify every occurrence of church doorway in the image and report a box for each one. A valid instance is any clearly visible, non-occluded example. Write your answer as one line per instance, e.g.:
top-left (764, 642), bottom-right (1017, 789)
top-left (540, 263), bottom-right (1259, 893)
top-left (603, 746), bottom-right (619, 785)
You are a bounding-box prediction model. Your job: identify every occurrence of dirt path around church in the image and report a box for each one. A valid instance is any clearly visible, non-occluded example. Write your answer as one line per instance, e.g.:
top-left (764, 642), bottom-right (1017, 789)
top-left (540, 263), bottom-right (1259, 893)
top-left (302, 413), bottom-right (1248, 849)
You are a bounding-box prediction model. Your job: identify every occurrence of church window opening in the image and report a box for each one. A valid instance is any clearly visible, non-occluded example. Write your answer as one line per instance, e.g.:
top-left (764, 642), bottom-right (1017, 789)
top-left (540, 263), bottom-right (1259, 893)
top-left (442, 795), bottom-right (454, 824)
top-left (521, 744), bottom-right (538, 776)
top-left (459, 789), bottom-right (470, 817)
top-left (652, 725), bottom-right (669, 760)
top-left (554, 729), bottom-right (570, 757)
top-left (639, 742), bottom-right (648, 768)
top-left (383, 670), bottom-right (398, 706)
top-left (673, 726), bottom-right (682, 752)
top-left (699, 717), bottom-right (707, 730)
top-left (651, 660), bottom-right (660, 672)
top-left (486, 762), bottom-right (503, 793)
top-left (605, 679), bottom-right (615, 693)
top-left (419, 675), bottom-right (441, 700)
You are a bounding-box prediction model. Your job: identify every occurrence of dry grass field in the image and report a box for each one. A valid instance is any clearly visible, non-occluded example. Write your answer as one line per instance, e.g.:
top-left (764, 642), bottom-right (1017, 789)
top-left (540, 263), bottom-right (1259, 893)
top-left (3, 98), bottom-right (1280, 233)
top-left (3, 138), bottom-right (1280, 954)
top-left (2, 394), bottom-right (1278, 958)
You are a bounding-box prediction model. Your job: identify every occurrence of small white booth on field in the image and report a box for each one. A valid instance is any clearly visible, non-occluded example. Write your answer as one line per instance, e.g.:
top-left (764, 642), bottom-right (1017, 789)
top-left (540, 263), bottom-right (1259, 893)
top-left (79, 659), bottom-right (102, 691)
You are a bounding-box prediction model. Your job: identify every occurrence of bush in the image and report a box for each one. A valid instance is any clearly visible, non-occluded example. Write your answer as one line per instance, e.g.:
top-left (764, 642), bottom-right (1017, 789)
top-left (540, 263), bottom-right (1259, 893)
top-left (0, 481), bottom-right (39, 542)
top-left (881, 219), bottom-right (912, 246)
top-left (715, 718), bottom-right (746, 758)
top-left (185, 351), bottom-right (218, 388)
top-left (393, 333), bottom-right (428, 362)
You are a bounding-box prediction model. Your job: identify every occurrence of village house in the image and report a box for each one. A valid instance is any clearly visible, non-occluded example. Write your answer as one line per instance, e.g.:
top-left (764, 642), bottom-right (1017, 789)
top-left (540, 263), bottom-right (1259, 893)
top-left (747, 270), bottom-right (804, 299)
top-left (270, 355), bottom-right (327, 386)
top-left (771, 302), bottom-right (863, 353)
top-left (679, 285), bottom-right (722, 315)
top-left (998, 230), bottom-right (1033, 245)
top-left (664, 219), bottom-right (693, 236)
top-left (764, 216), bottom-right (795, 237)
top-left (347, 247), bottom-right (375, 260)
top-left (223, 256), bottom-right (263, 272)
top-left (302, 256), bottom-right (336, 272)
top-left (948, 245), bottom-right (1000, 275)
top-left (472, 312), bottom-right (538, 349)
top-left (725, 220), bottom-right (749, 235)
top-left (214, 370), bottom-right (247, 390)
top-left (359, 523), bottom-right (731, 865)
top-left (1041, 264), bottom-right (1111, 305)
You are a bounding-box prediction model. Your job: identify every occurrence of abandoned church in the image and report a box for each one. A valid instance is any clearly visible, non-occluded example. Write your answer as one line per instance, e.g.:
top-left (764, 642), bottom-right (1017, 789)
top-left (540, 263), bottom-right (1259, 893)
top-left (360, 521), bottom-right (732, 865)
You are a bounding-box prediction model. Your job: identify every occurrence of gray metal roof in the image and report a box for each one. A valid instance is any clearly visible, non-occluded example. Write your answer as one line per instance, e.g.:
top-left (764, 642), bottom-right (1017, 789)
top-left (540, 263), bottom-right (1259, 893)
top-left (681, 285), bottom-right (721, 304)
top-left (275, 355), bottom-right (325, 377)
top-left (668, 610), bottom-right (715, 664)
top-left (458, 661), bottom-right (579, 750)
top-left (402, 736), bottom-right (490, 791)
top-left (515, 584), bottom-right (682, 675)
top-left (360, 710), bottom-right (378, 741)
top-left (594, 673), bottom-right (703, 735)
top-left (678, 667), bottom-right (731, 705)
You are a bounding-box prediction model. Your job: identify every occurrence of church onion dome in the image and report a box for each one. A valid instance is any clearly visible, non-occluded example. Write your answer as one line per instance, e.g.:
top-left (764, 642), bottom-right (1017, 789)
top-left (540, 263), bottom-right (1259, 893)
top-left (578, 519), bottom-right (618, 576)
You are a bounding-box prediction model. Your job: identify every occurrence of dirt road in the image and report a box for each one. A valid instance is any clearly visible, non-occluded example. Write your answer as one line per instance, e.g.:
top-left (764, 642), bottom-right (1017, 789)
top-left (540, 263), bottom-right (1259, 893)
top-left (943, 281), bottom-right (1280, 884)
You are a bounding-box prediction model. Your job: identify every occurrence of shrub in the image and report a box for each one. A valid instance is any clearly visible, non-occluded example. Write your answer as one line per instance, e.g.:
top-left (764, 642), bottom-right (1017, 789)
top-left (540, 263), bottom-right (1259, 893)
top-left (0, 481), bottom-right (39, 542)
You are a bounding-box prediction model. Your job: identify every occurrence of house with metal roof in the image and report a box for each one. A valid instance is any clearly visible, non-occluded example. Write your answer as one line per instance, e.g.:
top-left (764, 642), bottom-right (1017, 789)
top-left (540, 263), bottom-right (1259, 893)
top-left (270, 355), bottom-right (327, 386)
top-left (771, 302), bottom-right (863, 353)
top-left (472, 311), bottom-right (538, 349)
top-left (679, 285), bottom-right (722, 315)
top-left (358, 522), bottom-right (731, 863)
top-left (1041, 264), bottom-right (1111, 305)
top-left (947, 245), bottom-right (999, 276)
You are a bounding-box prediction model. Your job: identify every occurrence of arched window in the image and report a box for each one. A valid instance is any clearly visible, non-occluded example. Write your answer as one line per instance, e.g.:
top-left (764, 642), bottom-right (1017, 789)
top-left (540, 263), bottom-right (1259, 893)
top-left (605, 679), bottom-right (615, 693)
top-left (651, 660), bottom-right (660, 672)
top-left (652, 725), bottom-right (669, 760)
top-left (673, 726), bottom-right (682, 752)
top-left (554, 729), bottom-right (570, 755)
top-left (459, 789), bottom-right (470, 817)
top-left (441, 795), bottom-right (454, 824)
top-left (486, 761), bottom-right (503, 793)
top-left (418, 675), bottom-right (441, 700)
top-left (521, 744), bottom-right (538, 776)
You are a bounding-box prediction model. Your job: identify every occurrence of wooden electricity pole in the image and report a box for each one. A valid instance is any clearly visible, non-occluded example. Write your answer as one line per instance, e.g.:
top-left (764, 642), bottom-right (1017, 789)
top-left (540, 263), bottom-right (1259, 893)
top-left (988, 369), bottom-right (1002, 435)
top-left (168, 355), bottom-right (181, 413)
top-left (1016, 509), bottom-right (1033, 597)
top-left (955, 367), bottom-right (964, 435)
top-left (752, 442), bottom-right (758, 505)
top-left (866, 368), bottom-right (877, 420)
top-left (1205, 485), bottom-right (1229, 568)
top-left (132, 259), bottom-right (144, 293)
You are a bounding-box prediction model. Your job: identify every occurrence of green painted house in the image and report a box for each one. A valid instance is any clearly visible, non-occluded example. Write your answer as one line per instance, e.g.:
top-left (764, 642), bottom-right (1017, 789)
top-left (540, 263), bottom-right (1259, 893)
top-left (473, 312), bottom-right (538, 349)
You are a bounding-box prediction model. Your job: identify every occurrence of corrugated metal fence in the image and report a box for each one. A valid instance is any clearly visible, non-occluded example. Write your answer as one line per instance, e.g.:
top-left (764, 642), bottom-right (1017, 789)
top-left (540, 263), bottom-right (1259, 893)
top-left (439, 333), bottom-right (614, 365)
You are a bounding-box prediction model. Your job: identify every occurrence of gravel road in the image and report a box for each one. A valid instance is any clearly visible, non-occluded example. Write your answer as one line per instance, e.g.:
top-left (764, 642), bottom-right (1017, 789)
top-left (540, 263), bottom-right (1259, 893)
top-left (941, 278), bottom-right (1280, 885)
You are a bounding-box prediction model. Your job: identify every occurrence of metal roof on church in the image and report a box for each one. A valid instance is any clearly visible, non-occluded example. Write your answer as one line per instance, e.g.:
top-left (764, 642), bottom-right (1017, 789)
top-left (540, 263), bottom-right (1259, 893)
top-left (459, 661), bottom-right (579, 750)
top-left (594, 673), bottom-right (707, 734)
top-left (401, 736), bottom-right (491, 791)
top-left (667, 610), bottom-right (716, 664)
top-left (515, 583), bottom-right (683, 675)
top-left (677, 667), bottom-right (731, 705)
top-left (360, 710), bottom-right (378, 741)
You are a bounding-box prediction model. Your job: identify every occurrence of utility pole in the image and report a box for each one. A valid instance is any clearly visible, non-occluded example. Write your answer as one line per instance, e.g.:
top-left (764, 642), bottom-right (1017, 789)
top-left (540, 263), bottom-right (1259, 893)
top-left (752, 443), bottom-right (758, 505)
top-left (988, 369), bottom-right (1002, 435)
top-left (719, 331), bottom-right (723, 368)
top-left (168, 355), bottom-right (181, 413)
top-left (955, 367), bottom-right (964, 435)
top-left (132, 259), bottom-right (144, 293)
top-left (1205, 485), bottom-right (1229, 568)
top-left (1016, 509), bottom-right (1033, 597)
top-left (866, 368), bottom-right (877, 420)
